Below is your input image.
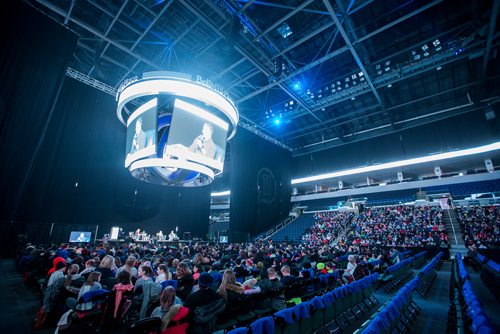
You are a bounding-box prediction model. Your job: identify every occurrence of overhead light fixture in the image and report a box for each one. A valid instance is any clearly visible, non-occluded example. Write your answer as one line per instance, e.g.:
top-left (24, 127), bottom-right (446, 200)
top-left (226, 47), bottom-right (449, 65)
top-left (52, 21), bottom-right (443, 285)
top-left (436, 66), bottom-right (442, 71)
top-left (377, 70), bottom-right (383, 75)
top-left (423, 51), bottom-right (430, 57)
top-left (387, 84), bottom-right (392, 88)
top-left (432, 39), bottom-right (441, 51)
top-left (211, 190), bottom-right (230, 197)
top-left (351, 97), bottom-right (355, 100)
top-left (277, 22), bottom-right (292, 38)
top-left (422, 44), bottom-right (429, 51)
top-left (291, 141), bottom-right (500, 185)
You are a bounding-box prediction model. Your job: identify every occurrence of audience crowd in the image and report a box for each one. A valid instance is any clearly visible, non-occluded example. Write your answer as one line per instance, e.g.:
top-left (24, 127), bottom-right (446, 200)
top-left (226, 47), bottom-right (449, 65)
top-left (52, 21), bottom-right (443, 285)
top-left (15, 204), bottom-right (456, 333)
top-left (301, 211), bottom-right (354, 247)
top-left (343, 205), bottom-right (448, 247)
top-left (456, 205), bottom-right (500, 249)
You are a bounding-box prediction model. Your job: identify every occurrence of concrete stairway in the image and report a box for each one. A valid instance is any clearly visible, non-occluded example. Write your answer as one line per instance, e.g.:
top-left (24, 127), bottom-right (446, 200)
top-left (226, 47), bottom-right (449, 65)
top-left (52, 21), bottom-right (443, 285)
top-left (444, 209), bottom-right (467, 258)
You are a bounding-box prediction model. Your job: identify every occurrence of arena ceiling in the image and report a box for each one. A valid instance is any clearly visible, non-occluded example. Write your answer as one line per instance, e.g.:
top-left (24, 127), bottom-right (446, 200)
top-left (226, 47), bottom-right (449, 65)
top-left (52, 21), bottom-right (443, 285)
top-left (28, 0), bottom-right (500, 156)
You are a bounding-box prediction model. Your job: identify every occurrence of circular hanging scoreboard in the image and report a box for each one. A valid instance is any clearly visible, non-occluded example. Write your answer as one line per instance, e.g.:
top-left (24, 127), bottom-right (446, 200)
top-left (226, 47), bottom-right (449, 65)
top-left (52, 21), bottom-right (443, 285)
top-left (116, 71), bottom-right (238, 186)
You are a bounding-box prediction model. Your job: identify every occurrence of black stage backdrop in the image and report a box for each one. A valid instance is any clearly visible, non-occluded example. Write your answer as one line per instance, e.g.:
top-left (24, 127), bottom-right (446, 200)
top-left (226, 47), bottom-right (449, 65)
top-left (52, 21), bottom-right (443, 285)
top-left (230, 128), bottom-right (291, 241)
top-left (0, 2), bottom-right (78, 256)
top-left (5, 77), bottom-right (211, 252)
top-left (0, 4), bottom-right (211, 256)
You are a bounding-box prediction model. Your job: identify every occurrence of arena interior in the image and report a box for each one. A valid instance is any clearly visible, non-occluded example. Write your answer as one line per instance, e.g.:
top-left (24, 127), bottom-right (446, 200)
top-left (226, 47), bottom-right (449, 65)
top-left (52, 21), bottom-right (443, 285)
top-left (0, 0), bottom-right (499, 333)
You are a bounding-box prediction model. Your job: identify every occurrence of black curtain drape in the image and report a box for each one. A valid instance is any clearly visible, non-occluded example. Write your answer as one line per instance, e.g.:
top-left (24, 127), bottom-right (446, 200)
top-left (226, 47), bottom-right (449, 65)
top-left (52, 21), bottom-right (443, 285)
top-left (0, 3), bottom-right (211, 256)
top-left (16, 77), bottom-right (211, 245)
top-left (0, 2), bottom-right (77, 256)
top-left (230, 128), bottom-right (291, 242)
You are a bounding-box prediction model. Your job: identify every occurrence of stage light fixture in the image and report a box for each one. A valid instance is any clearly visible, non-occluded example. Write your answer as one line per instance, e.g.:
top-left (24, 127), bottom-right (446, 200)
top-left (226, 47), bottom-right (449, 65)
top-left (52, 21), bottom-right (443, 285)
top-left (277, 22), bottom-right (292, 38)
top-left (422, 44), bottom-right (429, 51)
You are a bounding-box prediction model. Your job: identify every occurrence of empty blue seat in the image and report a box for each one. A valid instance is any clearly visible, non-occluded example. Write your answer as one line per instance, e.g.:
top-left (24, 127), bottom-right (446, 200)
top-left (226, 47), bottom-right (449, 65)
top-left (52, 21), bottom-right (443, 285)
top-left (250, 316), bottom-right (274, 334)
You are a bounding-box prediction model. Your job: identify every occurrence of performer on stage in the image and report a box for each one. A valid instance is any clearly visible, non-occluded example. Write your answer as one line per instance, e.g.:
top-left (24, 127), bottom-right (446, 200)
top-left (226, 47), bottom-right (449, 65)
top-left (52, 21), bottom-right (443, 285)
top-left (168, 230), bottom-right (178, 241)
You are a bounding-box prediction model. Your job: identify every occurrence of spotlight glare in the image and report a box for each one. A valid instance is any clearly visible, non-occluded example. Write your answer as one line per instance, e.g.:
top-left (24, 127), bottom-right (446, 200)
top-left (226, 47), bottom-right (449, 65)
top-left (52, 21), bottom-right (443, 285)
top-left (274, 118), bottom-right (281, 125)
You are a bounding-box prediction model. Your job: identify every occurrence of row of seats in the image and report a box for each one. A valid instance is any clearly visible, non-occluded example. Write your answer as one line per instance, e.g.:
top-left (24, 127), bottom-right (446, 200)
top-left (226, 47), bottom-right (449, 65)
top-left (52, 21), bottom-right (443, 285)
top-left (469, 253), bottom-right (499, 302)
top-left (447, 253), bottom-right (495, 334)
top-left (227, 274), bottom-right (380, 334)
top-left (412, 251), bottom-right (427, 269)
top-left (379, 256), bottom-right (416, 292)
top-left (415, 252), bottom-right (443, 298)
top-left (355, 276), bottom-right (421, 333)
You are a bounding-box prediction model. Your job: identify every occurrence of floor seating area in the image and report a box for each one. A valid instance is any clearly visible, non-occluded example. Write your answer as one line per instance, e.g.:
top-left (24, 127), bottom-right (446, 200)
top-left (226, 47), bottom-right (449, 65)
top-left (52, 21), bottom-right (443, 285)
top-left (355, 251), bottom-right (444, 333)
top-left (226, 273), bottom-right (380, 334)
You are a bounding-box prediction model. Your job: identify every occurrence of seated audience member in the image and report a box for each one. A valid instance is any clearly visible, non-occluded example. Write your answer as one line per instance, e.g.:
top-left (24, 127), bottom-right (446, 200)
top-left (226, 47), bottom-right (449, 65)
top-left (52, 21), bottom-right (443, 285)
top-left (97, 255), bottom-right (116, 279)
top-left (184, 272), bottom-right (223, 334)
top-left (280, 265), bottom-right (298, 286)
top-left (156, 264), bottom-right (171, 283)
top-left (175, 262), bottom-right (194, 301)
top-left (134, 264), bottom-right (155, 293)
top-left (47, 257), bottom-right (66, 278)
top-left (76, 271), bottom-right (102, 311)
top-left (115, 257), bottom-right (138, 280)
top-left (217, 269), bottom-right (245, 303)
top-left (48, 262), bottom-right (67, 287)
top-left (151, 286), bottom-right (189, 334)
top-left (342, 255), bottom-right (357, 284)
top-left (80, 259), bottom-right (96, 278)
top-left (112, 270), bottom-right (134, 318)
top-left (267, 267), bottom-right (285, 311)
top-left (192, 264), bottom-right (203, 281)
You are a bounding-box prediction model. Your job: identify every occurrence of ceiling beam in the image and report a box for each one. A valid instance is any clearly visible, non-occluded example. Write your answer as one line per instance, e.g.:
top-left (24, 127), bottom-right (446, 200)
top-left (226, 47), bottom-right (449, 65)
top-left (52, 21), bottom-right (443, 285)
top-left (327, 0), bottom-right (394, 127)
top-left (236, 0), bottom-right (444, 103)
top-left (235, 0), bottom-right (329, 15)
top-left (355, 0), bottom-right (444, 45)
top-left (88, 0), bottom-right (129, 75)
top-left (481, 0), bottom-right (500, 80)
top-left (255, 0), bottom-right (316, 39)
top-left (35, 0), bottom-right (162, 70)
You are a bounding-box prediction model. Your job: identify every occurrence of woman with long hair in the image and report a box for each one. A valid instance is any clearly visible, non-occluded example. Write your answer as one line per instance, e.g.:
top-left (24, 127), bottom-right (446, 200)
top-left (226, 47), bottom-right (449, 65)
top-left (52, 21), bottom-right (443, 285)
top-left (97, 255), bottom-right (116, 279)
top-left (112, 271), bottom-right (134, 318)
top-left (151, 287), bottom-right (189, 334)
top-left (175, 263), bottom-right (193, 301)
top-left (134, 264), bottom-right (154, 291)
top-left (216, 269), bottom-right (245, 302)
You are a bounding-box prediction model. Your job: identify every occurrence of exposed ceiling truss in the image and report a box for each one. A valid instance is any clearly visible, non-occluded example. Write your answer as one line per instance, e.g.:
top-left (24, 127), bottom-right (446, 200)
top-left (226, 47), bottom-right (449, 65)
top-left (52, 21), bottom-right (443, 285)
top-left (27, 0), bottom-right (500, 156)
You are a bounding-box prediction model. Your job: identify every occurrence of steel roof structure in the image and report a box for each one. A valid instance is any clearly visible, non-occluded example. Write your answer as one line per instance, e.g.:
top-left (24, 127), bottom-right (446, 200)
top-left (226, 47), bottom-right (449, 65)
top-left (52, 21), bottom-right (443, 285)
top-left (28, 0), bottom-right (500, 156)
